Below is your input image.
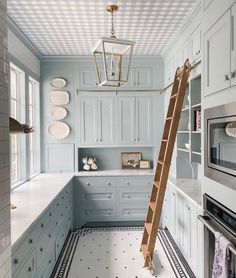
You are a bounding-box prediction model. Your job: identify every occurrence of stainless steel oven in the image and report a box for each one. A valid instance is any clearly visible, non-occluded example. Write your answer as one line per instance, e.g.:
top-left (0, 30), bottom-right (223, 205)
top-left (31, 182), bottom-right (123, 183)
top-left (205, 101), bottom-right (236, 189)
top-left (198, 194), bottom-right (236, 277)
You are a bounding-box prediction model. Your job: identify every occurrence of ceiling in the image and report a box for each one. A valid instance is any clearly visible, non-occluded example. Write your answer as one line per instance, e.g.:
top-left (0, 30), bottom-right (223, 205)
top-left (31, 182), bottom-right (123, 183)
top-left (7, 0), bottom-right (198, 56)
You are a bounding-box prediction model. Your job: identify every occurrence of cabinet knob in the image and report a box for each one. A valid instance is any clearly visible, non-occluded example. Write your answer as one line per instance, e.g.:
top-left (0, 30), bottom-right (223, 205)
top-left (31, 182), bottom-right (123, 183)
top-left (49, 234), bottom-right (51, 238)
top-left (147, 195), bottom-right (150, 198)
top-left (125, 210), bottom-right (130, 215)
top-left (106, 194), bottom-right (111, 199)
top-left (106, 181), bottom-right (111, 185)
top-left (49, 260), bottom-right (52, 264)
top-left (100, 139), bottom-right (102, 142)
top-left (96, 139), bottom-right (99, 142)
top-left (40, 247), bottom-right (43, 252)
top-left (29, 238), bottom-right (33, 244)
top-left (86, 182), bottom-right (90, 186)
top-left (125, 181), bottom-right (130, 185)
top-left (231, 71), bottom-right (236, 78)
top-left (13, 258), bottom-right (18, 264)
top-left (28, 267), bottom-right (32, 272)
top-left (225, 74), bottom-right (230, 81)
top-left (41, 223), bottom-right (44, 228)
top-left (106, 210), bottom-right (111, 215)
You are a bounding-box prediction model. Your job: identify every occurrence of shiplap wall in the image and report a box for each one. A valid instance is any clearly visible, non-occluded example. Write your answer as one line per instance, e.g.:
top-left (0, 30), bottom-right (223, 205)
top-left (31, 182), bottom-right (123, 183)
top-left (0, 0), bottom-right (11, 277)
top-left (8, 29), bottom-right (40, 76)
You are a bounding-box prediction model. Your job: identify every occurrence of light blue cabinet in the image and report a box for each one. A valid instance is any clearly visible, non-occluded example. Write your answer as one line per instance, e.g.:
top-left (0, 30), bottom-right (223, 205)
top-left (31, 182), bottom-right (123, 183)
top-left (78, 67), bottom-right (152, 89)
top-left (117, 96), bottom-right (153, 145)
top-left (74, 176), bottom-right (153, 228)
top-left (80, 96), bottom-right (115, 145)
top-left (12, 181), bottom-right (73, 278)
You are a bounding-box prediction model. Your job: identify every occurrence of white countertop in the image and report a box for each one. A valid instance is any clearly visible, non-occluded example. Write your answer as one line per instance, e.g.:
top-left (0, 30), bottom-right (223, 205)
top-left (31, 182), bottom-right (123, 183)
top-left (75, 169), bottom-right (154, 176)
top-left (11, 173), bottom-right (73, 246)
top-left (168, 175), bottom-right (202, 207)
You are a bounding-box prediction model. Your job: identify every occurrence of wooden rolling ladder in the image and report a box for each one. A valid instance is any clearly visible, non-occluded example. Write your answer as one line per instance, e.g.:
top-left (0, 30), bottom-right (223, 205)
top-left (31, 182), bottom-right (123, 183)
top-left (140, 59), bottom-right (191, 271)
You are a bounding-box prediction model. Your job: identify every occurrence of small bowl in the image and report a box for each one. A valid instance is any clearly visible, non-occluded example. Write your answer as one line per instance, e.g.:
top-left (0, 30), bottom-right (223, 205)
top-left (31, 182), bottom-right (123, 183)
top-left (185, 143), bottom-right (190, 150)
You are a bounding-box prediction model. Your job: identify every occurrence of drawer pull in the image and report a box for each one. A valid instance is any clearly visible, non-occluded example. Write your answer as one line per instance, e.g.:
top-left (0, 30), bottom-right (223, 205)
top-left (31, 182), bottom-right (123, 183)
top-left (125, 210), bottom-right (130, 215)
top-left (86, 182), bottom-right (90, 186)
top-left (49, 213), bottom-right (52, 217)
top-left (106, 210), bottom-right (111, 215)
top-left (29, 238), bottom-right (33, 244)
top-left (107, 194), bottom-right (111, 199)
top-left (41, 223), bottom-right (44, 228)
top-left (125, 181), bottom-right (130, 185)
top-left (62, 196), bottom-right (64, 200)
top-left (49, 260), bottom-right (52, 264)
top-left (49, 234), bottom-right (51, 238)
top-left (13, 258), bottom-right (18, 264)
top-left (57, 203), bottom-right (59, 207)
top-left (28, 267), bottom-right (32, 272)
top-left (40, 247), bottom-right (43, 252)
top-left (61, 213), bottom-right (64, 217)
top-left (225, 74), bottom-right (230, 81)
top-left (107, 181), bottom-right (111, 185)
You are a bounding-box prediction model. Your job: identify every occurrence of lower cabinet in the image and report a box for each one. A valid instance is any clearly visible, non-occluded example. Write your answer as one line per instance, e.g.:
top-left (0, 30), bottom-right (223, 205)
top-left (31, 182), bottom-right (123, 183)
top-left (74, 176), bottom-right (153, 227)
top-left (161, 181), bottom-right (203, 277)
top-left (12, 180), bottom-right (73, 278)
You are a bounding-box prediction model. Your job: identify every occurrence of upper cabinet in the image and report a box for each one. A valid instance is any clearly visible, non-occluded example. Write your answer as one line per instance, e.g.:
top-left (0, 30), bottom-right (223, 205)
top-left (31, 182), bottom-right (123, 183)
top-left (117, 96), bottom-right (153, 145)
top-left (80, 96), bottom-right (115, 145)
top-left (190, 26), bottom-right (201, 63)
top-left (203, 8), bottom-right (235, 96)
top-left (231, 4), bottom-right (236, 87)
top-left (78, 67), bottom-right (153, 89)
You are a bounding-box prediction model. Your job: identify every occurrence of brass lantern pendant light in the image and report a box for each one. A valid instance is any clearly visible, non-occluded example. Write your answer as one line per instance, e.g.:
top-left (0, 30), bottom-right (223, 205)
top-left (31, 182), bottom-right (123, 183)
top-left (92, 4), bottom-right (135, 87)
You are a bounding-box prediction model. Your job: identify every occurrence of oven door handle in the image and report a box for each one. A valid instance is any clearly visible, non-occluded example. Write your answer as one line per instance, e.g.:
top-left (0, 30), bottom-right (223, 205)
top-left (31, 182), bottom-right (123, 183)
top-left (198, 215), bottom-right (236, 256)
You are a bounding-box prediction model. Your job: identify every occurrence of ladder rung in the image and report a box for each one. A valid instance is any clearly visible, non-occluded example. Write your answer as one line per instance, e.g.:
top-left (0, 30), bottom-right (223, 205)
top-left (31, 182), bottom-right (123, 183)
top-left (158, 160), bottom-right (163, 165)
top-left (149, 202), bottom-right (155, 211)
top-left (145, 223), bottom-right (152, 235)
top-left (153, 181), bottom-right (160, 189)
top-left (162, 139), bottom-right (168, 143)
top-left (166, 117), bottom-right (172, 121)
top-left (141, 243), bottom-right (149, 254)
top-left (170, 93), bottom-right (178, 99)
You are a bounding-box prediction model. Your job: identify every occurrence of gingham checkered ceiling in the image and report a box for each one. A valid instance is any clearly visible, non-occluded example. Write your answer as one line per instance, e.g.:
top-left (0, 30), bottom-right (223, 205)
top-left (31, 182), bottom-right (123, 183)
top-left (7, 0), bottom-right (198, 56)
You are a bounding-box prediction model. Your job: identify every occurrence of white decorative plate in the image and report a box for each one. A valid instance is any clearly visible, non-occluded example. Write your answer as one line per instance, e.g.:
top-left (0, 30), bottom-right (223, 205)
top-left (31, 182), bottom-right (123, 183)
top-left (49, 91), bottom-right (70, 105)
top-left (226, 122), bottom-right (236, 138)
top-left (50, 78), bottom-right (67, 88)
top-left (48, 121), bottom-right (70, 139)
top-left (50, 107), bottom-right (67, 120)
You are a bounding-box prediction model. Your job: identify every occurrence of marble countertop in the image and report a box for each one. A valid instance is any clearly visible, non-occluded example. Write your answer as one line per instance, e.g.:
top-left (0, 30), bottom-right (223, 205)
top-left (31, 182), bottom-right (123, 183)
top-left (11, 173), bottom-right (73, 246)
top-left (75, 169), bottom-right (154, 176)
top-left (168, 175), bottom-right (202, 207)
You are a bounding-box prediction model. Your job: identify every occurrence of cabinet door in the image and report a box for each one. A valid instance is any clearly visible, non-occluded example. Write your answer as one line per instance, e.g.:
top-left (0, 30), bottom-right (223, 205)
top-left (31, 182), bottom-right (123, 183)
top-left (123, 68), bottom-right (135, 88)
top-left (165, 56), bottom-right (175, 86)
top-left (190, 26), bottom-right (201, 63)
top-left (135, 68), bottom-right (152, 88)
top-left (231, 4), bottom-right (236, 86)
top-left (169, 186), bottom-right (177, 239)
top-left (204, 11), bottom-right (231, 96)
top-left (97, 97), bottom-right (115, 145)
top-left (79, 68), bottom-right (97, 88)
top-left (117, 96), bottom-right (136, 144)
top-left (135, 96), bottom-right (153, 145)
top-left (80, 97), bottom-right (97, 145)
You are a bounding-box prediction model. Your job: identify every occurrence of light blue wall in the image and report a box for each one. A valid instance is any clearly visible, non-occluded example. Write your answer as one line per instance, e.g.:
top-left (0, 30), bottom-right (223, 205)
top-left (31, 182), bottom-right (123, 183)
top-left (40, 57), bottom-right (164, 172)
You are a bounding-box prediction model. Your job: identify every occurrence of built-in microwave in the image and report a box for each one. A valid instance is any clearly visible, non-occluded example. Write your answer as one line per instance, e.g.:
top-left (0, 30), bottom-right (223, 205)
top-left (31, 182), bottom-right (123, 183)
top-left (205, 101), bottom-right (236, 190)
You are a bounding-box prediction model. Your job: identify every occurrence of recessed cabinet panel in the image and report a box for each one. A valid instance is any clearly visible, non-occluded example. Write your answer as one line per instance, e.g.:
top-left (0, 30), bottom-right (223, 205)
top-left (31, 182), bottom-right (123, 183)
top-left (98, 98), bottom-right (115, 144)
top-left (80, 97), bottom-right (97, 144)
top-left (135, 68), bottom-right (152, 88)
top-left (118, 204), bottom-right (148, 219)
top-left (190, 26), bottom-right (201, 63)
top-left (204, 11), bottom-right (231, 96)
top-left (79, 68), bottom-right (97, 88)
top-left (117, 97), bottom-right (135, 144)
top-left (136, 96), bottom-right (153, 144)
top-left (118, 187), bottom-right (152, 202)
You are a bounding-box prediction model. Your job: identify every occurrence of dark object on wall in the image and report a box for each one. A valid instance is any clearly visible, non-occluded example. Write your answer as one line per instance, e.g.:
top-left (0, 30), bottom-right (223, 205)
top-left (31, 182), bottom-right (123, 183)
top-left (9, 117), bottom-right (34, 134)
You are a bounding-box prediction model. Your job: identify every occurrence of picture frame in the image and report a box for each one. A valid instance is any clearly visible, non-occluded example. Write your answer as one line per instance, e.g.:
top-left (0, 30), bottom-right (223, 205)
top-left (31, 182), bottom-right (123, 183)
top-left (139, 160), bottom-right (151, 169)
top-left (121, 152), bottom-right (142, 169)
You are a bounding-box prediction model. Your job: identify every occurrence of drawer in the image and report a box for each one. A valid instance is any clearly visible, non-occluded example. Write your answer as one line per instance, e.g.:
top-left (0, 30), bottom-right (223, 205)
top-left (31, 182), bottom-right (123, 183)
top-left (118, 177), bottom-right (152, 187)
top-left (80, 186), bottom-right (116, 202)
top-left (37, 245), bottom-right (55, 278)
top-left (80, 203), bottom-right (116, 221)
top-left (118, 203), bottom-right (149, 220)
top-left (36, 233), bottom-right (52, 267)
top-left (12, 230), bottom-right (39, 274)
top-left (118, 186), bottom-right (152, 203)
top-left (13, 254), bottom-right (35, 278)
top-left (77, 177), bottom-right (117, 187)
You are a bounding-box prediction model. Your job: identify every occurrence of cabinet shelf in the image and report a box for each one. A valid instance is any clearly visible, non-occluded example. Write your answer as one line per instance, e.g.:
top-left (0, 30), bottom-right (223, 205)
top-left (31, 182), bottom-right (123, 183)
top-left (181, 106), bottom-right (190, 112)
top-left (178, 131), bottom-right (190, 134)
top-left (192, 130), bottom-right (201, 134)
top-left (192, 151), bottom-right (201, 155)
top-left (177, 148), bottom-right (189, 153)
top-left (191, 103), bottom-right (201, 108)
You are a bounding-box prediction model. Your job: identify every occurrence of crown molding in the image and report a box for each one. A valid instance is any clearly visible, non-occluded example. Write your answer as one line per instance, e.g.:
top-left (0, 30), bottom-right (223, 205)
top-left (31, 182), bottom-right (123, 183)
top-left (7, 15), bottom-right (42, 59)
top-left (161, 0), bottom-right (202, 57)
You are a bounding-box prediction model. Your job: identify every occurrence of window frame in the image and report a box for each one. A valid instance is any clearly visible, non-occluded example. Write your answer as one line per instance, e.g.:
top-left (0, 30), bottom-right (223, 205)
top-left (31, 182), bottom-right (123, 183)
top-left (10, 62), bottom-right (41, 189)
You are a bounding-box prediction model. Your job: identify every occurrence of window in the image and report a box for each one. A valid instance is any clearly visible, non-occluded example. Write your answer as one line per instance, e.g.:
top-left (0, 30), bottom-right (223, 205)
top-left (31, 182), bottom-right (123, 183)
top-left (10, 64), bottom-right (25, 184)
top-left (10, 63), bottom-right (40, 187)
top-left (28, 77), bottom-right (40, 177)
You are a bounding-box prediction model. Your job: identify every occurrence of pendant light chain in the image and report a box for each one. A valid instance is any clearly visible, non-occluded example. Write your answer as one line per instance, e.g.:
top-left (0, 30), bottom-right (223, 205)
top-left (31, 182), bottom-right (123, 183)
top-left (110, 10), bottom-right (115, 37)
